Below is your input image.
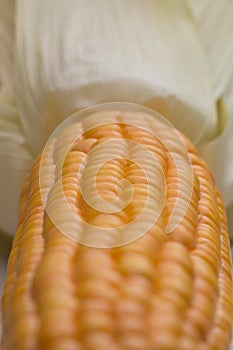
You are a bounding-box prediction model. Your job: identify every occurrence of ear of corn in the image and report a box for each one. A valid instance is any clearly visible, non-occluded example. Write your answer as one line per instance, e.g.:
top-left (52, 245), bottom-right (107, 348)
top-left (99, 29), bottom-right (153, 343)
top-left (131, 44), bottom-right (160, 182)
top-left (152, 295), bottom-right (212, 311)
top-left (1, 110), bottom-right (232, 350)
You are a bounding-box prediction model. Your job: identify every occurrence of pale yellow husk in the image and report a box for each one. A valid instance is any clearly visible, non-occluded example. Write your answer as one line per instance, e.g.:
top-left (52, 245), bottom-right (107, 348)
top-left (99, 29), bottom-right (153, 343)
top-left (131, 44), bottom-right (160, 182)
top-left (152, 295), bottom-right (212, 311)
top-left (188, 0), bottom-right (233, 226)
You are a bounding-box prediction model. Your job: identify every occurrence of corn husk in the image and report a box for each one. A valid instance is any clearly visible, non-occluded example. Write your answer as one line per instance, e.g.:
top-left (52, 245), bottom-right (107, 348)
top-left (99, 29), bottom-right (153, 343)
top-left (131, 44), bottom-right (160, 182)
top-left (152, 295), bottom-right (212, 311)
top-left (0, 101), bottom-right (33, 235)
top-left (0, 0), bottom-right (14, 101)
top-left (16, 0), bottom-right (217, 156)
top-left (188, 0), bottom-right (233, 214)
top-left (187, 0), bottom-right (233, 100)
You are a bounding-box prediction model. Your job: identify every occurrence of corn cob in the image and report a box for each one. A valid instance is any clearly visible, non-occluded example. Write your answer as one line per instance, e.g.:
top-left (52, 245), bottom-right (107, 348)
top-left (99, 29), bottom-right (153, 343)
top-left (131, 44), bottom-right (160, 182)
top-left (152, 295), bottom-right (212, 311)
top-left (1, 109), bottom-right (232, 350)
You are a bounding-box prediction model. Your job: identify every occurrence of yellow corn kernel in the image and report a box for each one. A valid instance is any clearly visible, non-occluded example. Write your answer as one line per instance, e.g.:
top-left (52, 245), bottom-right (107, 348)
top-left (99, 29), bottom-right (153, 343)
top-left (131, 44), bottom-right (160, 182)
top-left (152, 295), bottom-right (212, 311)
top-left (1, 110), bottom-right (232, 350)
